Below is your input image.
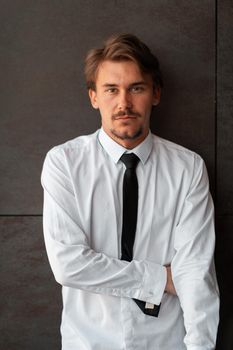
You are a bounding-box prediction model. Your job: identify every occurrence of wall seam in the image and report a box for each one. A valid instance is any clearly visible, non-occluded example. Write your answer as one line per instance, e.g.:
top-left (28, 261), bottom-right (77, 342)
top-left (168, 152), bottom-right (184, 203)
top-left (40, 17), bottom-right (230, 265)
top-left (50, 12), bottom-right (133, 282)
top-left (214, 0), bottom-right (218, 206)
top-left (0, 214), bottom-right (42, 217)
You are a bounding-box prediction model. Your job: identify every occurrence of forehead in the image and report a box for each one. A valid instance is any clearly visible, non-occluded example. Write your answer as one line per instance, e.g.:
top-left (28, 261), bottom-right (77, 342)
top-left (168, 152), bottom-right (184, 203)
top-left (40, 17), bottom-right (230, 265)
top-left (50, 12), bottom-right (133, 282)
top-left (95, 60), bottom-right (152, 86)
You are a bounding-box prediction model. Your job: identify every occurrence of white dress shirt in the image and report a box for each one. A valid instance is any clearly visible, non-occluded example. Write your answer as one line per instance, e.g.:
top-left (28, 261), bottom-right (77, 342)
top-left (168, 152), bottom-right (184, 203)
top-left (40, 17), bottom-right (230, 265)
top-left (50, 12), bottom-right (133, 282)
top-left (41, 128), bottom-right (219, 350)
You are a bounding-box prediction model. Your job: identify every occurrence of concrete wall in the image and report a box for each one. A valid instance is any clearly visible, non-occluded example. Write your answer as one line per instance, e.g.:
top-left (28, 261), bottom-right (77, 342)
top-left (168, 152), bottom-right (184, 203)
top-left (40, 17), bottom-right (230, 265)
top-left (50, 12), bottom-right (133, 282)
top-left (0, 1), bottom-right (232, 348)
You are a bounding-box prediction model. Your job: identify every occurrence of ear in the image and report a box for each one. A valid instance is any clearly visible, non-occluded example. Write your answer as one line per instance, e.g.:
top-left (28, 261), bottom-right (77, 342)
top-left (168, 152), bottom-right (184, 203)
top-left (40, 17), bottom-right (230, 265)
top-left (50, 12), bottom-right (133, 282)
top-left (152, 87), bottom-right (161, 106)
top-left (89, 89), bottom-right (99, 109)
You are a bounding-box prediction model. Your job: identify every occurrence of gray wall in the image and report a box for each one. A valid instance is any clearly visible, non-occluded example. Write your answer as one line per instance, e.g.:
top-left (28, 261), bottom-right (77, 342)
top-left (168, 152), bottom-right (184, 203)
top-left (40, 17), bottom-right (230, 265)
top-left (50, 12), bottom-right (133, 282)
top-left (0, 1), bottom-right (232, 349)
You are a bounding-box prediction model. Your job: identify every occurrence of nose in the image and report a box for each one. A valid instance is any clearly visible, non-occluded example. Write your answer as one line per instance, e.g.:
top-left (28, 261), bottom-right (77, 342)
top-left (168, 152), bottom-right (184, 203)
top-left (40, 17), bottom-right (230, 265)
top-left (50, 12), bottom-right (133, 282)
top-left (117, 90), bottom-right (132, 110)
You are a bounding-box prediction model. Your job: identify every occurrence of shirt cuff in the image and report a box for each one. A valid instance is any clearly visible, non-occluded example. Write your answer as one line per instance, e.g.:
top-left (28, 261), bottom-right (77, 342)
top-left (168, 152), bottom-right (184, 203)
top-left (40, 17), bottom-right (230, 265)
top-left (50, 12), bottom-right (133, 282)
top-left (186, 347), bottom-right (215, 350)
top-left (138, 261), bottom-right (167, 305)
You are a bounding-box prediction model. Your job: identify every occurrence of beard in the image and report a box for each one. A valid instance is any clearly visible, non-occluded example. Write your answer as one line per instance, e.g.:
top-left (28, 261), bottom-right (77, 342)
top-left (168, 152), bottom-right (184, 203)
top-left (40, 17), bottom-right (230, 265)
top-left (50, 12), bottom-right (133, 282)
top-left (110, 125), bottom-right (143, 141)
top-left (110, 109), bottom-right (143, 141)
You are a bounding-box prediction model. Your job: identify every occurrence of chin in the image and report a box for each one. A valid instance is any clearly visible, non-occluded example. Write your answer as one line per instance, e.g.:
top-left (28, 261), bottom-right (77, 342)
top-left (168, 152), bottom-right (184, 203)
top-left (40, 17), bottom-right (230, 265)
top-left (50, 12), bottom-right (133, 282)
top-left (111, 126), bottom-right (143, 141)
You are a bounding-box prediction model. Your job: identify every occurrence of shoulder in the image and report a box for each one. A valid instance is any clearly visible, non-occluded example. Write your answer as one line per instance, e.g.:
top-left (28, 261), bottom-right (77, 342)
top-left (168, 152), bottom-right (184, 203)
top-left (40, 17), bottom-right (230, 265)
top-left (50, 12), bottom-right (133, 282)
top-left (152, 134), bottom-right (195, 155)
top-left (152, 134), bottom-right (203, 163)
top-left (47, 130), bottom-right (99, 157)
top-left (150, 134), bottom-right (210, 194)
top-left (42, 130), bottom-right (100, 174)
top-left (150, 134), bottom-right (206, 179)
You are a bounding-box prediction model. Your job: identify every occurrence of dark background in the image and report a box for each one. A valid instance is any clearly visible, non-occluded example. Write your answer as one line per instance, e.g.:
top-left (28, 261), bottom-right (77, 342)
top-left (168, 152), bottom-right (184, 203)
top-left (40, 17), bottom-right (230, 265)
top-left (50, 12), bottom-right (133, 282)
top-left (0, 1), bottom-right (232, 349)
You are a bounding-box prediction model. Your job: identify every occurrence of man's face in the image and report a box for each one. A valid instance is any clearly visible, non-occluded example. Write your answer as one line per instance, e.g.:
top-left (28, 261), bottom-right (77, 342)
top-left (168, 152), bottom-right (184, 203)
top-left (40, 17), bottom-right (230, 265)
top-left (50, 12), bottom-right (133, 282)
top-left (89, 60), bottom-right (160, 149)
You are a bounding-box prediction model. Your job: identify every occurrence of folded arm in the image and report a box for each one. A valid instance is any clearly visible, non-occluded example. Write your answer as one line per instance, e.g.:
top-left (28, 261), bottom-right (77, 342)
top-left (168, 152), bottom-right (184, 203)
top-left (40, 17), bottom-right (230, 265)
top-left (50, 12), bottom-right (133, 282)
top-left (41, 148), bottom-right (167, 305)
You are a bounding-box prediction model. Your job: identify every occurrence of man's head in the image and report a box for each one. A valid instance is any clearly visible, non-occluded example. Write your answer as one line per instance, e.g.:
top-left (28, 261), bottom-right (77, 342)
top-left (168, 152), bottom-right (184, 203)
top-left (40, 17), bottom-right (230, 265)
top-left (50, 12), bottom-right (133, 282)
top-left (85, 34), bottom-right (162, 149)
top-left (85, 34), bottom-right (163, 92)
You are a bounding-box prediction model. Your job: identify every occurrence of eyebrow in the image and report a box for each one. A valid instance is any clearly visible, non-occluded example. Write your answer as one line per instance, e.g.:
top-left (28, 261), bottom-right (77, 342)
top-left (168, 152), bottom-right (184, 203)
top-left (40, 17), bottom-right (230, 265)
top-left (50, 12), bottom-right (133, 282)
top-left (102, 81), bottom-right (148, 88)
top-left (102, 84), bottom-right (118, 88)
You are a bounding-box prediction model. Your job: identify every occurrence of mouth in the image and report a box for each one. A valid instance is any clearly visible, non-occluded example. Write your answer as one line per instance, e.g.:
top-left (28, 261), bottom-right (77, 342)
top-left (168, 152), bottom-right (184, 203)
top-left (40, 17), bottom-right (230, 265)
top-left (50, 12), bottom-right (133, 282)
top-left (114, 115), bottom-right (137, 120)
top-left (113, 110), bottom-right (141, 120)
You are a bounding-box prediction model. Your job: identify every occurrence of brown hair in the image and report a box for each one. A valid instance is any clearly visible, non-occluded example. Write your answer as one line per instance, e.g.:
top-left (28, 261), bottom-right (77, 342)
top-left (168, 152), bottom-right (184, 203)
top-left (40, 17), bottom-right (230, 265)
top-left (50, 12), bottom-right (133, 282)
top-left (84, 34), bottom-right (163, 91)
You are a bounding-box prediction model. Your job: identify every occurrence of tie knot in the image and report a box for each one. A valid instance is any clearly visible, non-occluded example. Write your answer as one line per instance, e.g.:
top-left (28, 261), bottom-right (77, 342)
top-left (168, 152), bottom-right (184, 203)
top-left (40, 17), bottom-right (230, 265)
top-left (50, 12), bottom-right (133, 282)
top-left (120, 153), bottom-right (139, 169)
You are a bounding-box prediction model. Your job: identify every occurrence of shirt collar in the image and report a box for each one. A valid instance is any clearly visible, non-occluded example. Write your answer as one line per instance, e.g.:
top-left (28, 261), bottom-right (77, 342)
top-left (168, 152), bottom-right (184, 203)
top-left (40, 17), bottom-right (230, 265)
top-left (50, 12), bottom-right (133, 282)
top-left (98, 127), bottom-right (153, 165)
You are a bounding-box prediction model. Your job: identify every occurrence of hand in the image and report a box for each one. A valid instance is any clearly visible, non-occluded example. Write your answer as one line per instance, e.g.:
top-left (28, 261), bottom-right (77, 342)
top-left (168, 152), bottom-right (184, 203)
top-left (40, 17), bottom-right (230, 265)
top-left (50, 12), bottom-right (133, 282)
top-left (165, 265), bottom-right (177, 296)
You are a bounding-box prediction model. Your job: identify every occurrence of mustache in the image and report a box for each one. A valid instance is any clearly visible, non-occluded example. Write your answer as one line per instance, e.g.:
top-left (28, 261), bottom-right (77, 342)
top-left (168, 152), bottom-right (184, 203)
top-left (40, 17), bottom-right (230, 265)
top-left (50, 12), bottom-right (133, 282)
top-left (112, 109), bottom-right (141, 119)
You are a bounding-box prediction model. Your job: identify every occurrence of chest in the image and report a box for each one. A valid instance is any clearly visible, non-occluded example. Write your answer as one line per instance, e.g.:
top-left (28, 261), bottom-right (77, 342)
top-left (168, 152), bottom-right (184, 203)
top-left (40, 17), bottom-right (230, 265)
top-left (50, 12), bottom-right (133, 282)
top-left (71, 159), bottom-right (188, 263)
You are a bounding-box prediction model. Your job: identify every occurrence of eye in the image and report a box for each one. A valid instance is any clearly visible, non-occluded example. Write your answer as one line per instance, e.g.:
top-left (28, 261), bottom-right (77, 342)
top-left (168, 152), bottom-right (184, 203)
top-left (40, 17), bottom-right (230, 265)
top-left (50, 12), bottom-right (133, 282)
top-left (105, 87), bottom-right (118, 94)
top-left (130, 86), bottom-right (144, 93)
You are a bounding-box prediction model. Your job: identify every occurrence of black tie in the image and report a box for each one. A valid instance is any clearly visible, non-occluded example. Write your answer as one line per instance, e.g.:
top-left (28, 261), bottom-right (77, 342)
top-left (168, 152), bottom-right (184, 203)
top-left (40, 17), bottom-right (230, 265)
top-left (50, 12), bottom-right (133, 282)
top-left (120, 153), bottom-right (160, 317)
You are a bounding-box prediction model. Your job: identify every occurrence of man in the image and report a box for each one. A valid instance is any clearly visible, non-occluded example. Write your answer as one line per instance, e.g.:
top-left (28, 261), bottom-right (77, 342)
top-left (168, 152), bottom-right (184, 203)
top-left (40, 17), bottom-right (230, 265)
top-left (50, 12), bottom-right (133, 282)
top-left (41, 34), bottom-right (219, 349)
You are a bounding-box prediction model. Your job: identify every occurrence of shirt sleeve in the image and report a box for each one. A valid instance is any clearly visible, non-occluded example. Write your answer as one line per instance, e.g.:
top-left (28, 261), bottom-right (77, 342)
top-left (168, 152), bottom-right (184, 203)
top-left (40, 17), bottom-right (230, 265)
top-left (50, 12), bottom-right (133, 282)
top-left (172, 154), bottom-right (219, 350)
top-left (41, 148), bottom-right (166, 305)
